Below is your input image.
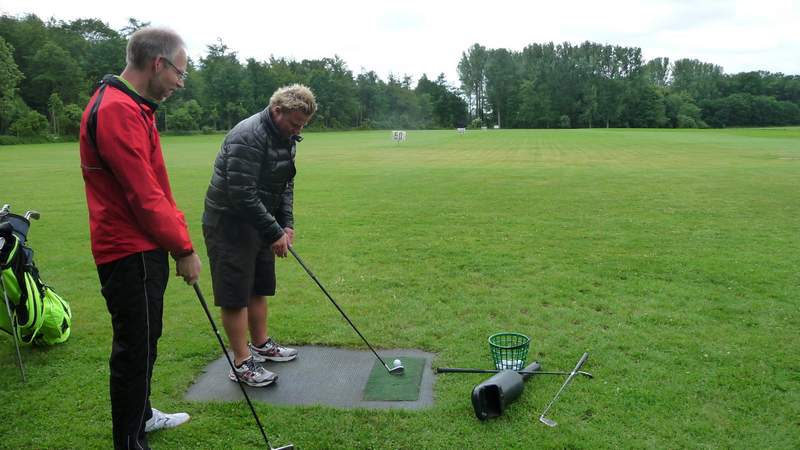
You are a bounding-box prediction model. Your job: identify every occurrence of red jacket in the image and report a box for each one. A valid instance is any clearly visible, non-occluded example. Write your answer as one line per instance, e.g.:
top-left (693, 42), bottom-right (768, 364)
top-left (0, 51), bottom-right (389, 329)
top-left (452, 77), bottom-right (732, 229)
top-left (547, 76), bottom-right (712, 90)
top-left (79, 75), bottom-right (193, 265)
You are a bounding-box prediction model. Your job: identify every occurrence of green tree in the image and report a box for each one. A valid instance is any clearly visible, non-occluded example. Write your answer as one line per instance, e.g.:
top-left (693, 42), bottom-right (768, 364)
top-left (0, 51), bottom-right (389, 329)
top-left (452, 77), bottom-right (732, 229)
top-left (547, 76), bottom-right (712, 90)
top-left (0, 36), bottom-right (24, 134)
top-left (380, 74), bottom-right (423, 128)
top-left (458, 43), bottom-right (488, 122)
top-left (198, 40), bottom-right (246, 129)
top-left (485, 48), bottom-right (517, 128)
top-left (0, 14), bottom-right (49, 113)
top-left (644, 57), bottom-right (670, 87)
top-left (61, 103), bottom-right (83, 136)
top-left (621, 82), bottom-right (667, 127)
top-left (663, 91), bottom-right (706, 128)
top-left (0, 36), bottom-right (23, 99)
top-left (301, 57), bottom-right (359, 129)
top-left (28, 42), bottom-right (85, 112)
top-left (671, 59), bottom-right (723, 103)
top-left (120, 18), bottom-right (150, 37)
top-left (516, 78), bottom-right (554, 128)
top-left (355, 70), bottom-right (386, 128)
top-left (63, 18), bottom-right (127, 84)
top-left (9, 110), bottom-right (48, 136)
top-left (577, 84), bottom-right (599, 128)
top-left (415, 74), bottom-right (468, 128)
top-left (47, 92), bottom-right (64, 134)
top-left (241, 58), bottom-right (277, 113)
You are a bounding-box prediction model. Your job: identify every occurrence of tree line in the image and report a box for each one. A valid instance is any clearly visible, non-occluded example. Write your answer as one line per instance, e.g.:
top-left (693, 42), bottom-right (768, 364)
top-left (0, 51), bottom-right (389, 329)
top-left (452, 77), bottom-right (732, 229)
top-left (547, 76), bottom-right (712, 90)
top-left (458, 42), bottom-right (800, 129)
top-left (0, 14), bottom-right (468, 142)
top-left (1, 14), bottom-right (799, 144)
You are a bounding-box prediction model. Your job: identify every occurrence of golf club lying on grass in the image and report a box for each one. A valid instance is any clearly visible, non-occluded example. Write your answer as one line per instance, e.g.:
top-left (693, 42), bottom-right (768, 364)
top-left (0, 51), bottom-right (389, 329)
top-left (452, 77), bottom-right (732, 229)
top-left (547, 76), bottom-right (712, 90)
top-left (192, 283), bottom-right (294, 450)
top-left (288, 245), bottom-right (404, 375)
top-left (539, 352), bottom-right (590, 428)
top-left (436, 367), bottom-right (593, 378)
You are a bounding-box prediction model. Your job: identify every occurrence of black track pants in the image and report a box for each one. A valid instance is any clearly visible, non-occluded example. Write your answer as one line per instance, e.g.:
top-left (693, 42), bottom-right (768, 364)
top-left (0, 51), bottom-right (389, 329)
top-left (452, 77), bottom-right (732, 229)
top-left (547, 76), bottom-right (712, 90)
top-left (98, 250), bottom-right (168, 450)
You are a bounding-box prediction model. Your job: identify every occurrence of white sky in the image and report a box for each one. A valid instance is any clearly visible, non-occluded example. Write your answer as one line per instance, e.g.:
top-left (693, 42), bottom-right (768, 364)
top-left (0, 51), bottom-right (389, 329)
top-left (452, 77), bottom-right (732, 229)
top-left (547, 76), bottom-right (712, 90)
top-left (2, 0), bottom-right (798, 87)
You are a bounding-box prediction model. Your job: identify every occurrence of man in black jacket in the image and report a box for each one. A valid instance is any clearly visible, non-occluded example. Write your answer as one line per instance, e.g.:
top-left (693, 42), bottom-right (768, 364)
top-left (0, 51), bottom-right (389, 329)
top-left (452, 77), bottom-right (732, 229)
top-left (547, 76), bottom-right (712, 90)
top-left (202, 84), bottom-right (316, 386)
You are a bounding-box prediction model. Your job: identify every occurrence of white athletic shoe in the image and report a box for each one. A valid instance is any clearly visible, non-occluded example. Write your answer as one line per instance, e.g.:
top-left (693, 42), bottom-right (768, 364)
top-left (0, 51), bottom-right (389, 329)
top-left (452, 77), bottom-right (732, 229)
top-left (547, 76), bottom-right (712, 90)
top-left (145, 408), bottom-right (190, 432)
top-left (228, 356), bottom-right (278, 387)
top-left (249, 337), bottom-right (298, 363)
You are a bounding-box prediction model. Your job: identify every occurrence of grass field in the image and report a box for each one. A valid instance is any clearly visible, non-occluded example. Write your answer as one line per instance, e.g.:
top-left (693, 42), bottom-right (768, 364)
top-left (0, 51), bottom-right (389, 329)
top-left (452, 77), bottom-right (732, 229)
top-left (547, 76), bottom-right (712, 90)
top-left (1, 128), bottom-right (798, 449)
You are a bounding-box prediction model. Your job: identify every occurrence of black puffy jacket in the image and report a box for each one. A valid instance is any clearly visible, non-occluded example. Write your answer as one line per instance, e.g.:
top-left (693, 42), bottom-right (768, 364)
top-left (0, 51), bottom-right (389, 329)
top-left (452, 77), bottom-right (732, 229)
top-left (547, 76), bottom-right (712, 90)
top-left (203, 108), bottom-right (296, 243)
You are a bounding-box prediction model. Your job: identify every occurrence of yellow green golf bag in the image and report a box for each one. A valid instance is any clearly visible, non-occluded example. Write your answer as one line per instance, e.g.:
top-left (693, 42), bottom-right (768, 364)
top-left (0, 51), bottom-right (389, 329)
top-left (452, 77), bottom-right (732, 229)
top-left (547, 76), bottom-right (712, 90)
top-left (1, 210), bottom-right (72, 348)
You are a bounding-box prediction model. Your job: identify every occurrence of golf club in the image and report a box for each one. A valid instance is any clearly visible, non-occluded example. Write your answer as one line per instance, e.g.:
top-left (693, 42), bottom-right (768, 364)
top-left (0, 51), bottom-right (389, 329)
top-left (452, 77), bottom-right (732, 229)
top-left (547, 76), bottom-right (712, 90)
top-left (288, 245), bottom-right (404, 375)
top-left (436, 367), bottom-right (593, 378)
top-left (0, 204), bottom-right (9, 216)
top-left (539, 352), bottom-right (589, 427)
top-left (0, 241), bottom-right (26, 383)
top-left (192, 283), bottom-right (293, 450)
top-left (23, 211), bottom-right (40, 221)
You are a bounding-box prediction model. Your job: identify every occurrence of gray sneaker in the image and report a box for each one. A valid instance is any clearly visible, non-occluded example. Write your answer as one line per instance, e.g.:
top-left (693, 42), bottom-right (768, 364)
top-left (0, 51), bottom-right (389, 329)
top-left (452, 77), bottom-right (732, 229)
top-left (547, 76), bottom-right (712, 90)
top-left (249, 337), bottom-right (298, 362)
top-left (228, 356), bottom-right (277, 387)
top-left (145, 408), bottom-right (190, 432)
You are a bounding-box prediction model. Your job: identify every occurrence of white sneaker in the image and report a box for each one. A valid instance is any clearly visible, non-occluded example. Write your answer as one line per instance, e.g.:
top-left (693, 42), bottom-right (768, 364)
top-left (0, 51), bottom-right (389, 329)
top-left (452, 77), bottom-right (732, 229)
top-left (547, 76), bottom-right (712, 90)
top-left (228, 356), bottom-right (278, 387)
top-left (145, 408), bottom-right (190, 433)
top-left (249, 337), bottom-right (298, 362)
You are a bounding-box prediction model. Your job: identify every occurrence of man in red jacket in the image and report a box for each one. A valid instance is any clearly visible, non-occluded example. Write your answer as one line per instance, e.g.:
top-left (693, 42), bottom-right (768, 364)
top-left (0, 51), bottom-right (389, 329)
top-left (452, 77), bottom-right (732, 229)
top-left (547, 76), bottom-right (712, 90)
top-left (79, 27), bottom-right (201, 450)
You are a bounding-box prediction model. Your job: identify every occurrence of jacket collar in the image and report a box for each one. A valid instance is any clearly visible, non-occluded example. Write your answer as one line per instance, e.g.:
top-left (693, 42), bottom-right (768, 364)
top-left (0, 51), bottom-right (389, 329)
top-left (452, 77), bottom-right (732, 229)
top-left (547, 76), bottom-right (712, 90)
top-left (262, 108), bottom-right (303, 145)
top-left (263, 108), bottom-right (283, 142)
top-left (100, 74), bottom-right (159, 112)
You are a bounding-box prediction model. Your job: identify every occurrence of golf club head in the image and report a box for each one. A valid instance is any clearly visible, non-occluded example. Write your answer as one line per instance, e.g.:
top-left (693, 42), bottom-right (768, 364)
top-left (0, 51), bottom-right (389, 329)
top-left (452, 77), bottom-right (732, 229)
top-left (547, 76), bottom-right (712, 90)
top-left (24, 211), bottom-right (40, 221)
top-left (272, 445), bottom-right (294, 450)
top-left (387, 363), bottom-right (405, 375)
top-left (579, 371), bottom-right (594, 378)
top-left (0, 204), bottom-right (9, 215)
top-left (539, 416), bottom-right (558, 427)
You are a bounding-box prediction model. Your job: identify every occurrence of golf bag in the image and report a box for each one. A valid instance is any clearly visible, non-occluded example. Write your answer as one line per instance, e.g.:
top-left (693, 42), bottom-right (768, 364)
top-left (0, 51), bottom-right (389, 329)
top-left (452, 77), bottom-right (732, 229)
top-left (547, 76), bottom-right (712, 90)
top-left (471, 361), bottom-right (541, 420)
top-left (0, 212), bottom-right (72, 346)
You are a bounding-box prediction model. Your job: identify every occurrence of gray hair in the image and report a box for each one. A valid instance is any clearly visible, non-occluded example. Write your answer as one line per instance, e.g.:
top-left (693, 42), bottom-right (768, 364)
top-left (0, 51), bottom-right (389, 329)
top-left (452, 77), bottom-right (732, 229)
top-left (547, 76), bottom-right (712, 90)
top-left (269, 84), bottom-right (317, 116)
top-left (126, 27), bottom-right (186, 70)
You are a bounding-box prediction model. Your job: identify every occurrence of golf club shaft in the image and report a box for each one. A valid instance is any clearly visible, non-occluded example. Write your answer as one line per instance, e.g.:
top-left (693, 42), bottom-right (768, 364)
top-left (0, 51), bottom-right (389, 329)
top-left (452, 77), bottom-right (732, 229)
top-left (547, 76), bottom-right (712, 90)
top-left (436, 367), bottom-right (592, 378)
top-left (288, 246), bottom-right (391, 370)
top-left (1, 275), bottom-right (26, 382)
top-left (539, 352), bottom-right (589, 420)
top-left (192, 283), bottom-right (277, 449)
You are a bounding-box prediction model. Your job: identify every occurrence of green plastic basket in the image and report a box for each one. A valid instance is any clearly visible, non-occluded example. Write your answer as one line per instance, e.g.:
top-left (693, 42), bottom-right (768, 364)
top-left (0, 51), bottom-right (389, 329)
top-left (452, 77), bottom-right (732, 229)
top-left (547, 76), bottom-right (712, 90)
top-left (488, 332), bottom-right (530, 370)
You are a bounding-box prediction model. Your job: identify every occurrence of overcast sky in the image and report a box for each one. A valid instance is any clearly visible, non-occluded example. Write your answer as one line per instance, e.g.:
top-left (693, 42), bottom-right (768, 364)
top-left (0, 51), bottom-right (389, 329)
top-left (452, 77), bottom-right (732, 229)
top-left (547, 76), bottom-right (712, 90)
top-left (3, 0), bottom-right (798, 86)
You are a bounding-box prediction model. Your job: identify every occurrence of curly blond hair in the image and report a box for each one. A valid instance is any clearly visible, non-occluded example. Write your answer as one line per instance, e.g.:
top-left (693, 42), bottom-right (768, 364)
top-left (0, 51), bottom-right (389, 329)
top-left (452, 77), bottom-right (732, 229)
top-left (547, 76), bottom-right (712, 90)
top-left (269, 84), bottom-right (317, 116)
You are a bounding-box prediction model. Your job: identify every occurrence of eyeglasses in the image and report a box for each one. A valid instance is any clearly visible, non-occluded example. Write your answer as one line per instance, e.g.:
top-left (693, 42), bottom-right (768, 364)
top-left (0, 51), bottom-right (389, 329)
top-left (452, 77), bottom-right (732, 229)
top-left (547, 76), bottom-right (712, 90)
top-left (161, 57), bottom-right (188, 81)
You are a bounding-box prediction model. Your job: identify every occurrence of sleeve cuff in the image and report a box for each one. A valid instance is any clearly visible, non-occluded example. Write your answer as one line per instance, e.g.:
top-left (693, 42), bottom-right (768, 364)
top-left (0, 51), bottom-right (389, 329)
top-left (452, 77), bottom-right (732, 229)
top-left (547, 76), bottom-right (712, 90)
top-left (172, 248), bottom-right (194, 260)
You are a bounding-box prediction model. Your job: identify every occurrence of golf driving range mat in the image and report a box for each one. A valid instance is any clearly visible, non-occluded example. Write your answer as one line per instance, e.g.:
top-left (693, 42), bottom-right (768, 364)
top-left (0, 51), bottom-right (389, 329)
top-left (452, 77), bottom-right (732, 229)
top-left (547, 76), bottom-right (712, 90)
top-left (185, 346), bottom-right (435, 410)
top-left (363, 357), bottom-right (425, 401)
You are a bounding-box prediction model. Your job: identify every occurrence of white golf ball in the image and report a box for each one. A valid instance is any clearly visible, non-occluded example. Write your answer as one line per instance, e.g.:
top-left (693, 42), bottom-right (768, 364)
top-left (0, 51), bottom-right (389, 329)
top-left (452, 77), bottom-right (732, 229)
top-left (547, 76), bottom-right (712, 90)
top-left (393, 359), bottom-right (401, 367)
